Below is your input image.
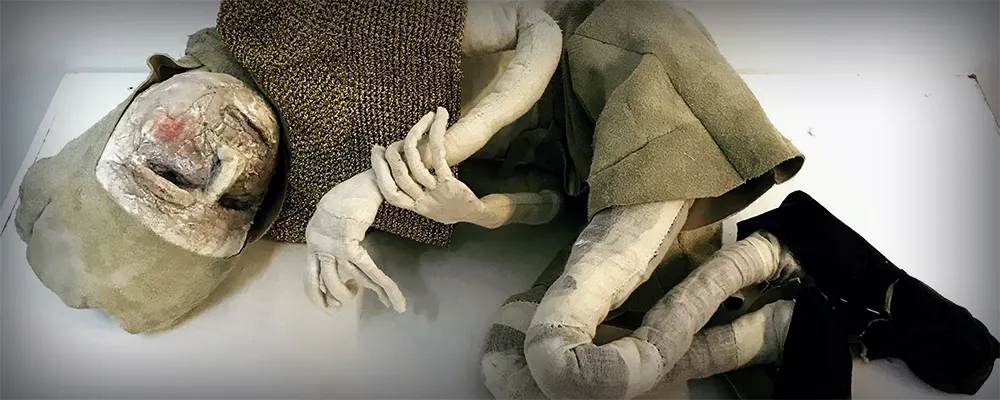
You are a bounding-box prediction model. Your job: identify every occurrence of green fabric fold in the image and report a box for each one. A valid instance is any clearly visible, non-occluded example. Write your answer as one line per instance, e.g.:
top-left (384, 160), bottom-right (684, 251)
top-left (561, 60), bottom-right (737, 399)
top-left (548, 0), bottom-right (804, 228)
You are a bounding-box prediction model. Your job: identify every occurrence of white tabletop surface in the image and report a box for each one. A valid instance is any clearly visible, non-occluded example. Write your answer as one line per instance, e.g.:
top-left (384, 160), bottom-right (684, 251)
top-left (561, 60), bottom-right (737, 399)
top-left (1, 72), bottom-right (998, 399)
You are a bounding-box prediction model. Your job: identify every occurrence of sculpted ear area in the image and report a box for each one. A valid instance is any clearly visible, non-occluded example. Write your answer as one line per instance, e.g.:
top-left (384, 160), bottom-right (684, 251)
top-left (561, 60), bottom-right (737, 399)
top-left (15, 161), bottom-right (53, 242)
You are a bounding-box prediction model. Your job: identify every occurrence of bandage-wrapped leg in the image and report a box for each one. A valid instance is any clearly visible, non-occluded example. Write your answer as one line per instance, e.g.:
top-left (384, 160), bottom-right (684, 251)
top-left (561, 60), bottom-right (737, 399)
top-left (520, 200), bottom-right (799, 399)
top-left (482, 240), bottom-right (797, 399)
top-left (660, 302), bottom-right (794, 383)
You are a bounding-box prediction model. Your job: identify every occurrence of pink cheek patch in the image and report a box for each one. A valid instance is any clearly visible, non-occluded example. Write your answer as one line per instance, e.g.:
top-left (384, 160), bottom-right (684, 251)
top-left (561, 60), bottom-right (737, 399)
top-left (150, 113), bottom-right (188, 142)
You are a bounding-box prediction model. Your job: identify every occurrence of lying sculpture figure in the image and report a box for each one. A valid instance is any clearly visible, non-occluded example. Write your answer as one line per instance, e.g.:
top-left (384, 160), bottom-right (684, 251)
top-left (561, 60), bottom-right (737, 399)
top-left (303, 0), bottom-right (803, 398)
top-left (303, 1), bottom-right (997, 398)
top-left (13, 0), bottom-right (994, 397)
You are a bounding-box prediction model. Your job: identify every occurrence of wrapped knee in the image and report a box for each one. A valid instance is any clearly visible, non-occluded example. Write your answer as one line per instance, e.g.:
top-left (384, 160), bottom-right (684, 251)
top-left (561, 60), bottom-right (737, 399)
top-left (524, 324), bottom-right (633, 399)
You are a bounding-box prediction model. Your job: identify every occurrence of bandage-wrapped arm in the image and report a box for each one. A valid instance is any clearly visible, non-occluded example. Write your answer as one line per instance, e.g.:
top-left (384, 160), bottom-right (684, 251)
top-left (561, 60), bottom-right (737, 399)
top-left (305, 1), bottom-right (562, 313)
top-left (473, 191), bottom-right (562, 229)
top-left (444, 1), bottom-right (563, 165)
top-left (373, 0), bottom-right (564, 228)
top-left (372, 108), bottom-right (563, 229)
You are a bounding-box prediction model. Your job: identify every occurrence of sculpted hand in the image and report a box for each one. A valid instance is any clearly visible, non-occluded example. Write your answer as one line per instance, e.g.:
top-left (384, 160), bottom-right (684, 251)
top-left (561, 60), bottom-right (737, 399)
top-left (304, 171), bottom-right (406, 313)
top-left (371, 107), bottom-right (487, 225)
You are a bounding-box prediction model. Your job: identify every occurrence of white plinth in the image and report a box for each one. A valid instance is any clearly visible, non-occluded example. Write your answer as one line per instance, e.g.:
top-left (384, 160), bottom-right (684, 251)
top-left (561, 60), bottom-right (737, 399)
top-left (2, 72), bottom-right (997, 399)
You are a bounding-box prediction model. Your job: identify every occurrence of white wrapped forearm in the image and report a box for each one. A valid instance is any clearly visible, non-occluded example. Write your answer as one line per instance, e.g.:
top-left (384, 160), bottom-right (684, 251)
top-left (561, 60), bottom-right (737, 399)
top-left (305, 168), bottom-right (409, 311)
top-left (370, 2), bottom-right (562, 228)
top-left (471, 190), bottom-right (562, 229)
top-left (373, 108), bottom-right (565, 229)
top-left (440, 1), bottom-right (563, 166)
top-left (320, 0), bottom-right (561, 223)
top-left (306, 2), bottom-right (561, 313)
top-left (522, 200), bottom-right (798, 399)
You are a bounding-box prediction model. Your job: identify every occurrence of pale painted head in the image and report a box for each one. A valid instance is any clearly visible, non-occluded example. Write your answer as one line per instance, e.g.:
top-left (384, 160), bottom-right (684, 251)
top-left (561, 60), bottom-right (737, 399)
top-left (97, 70), bottom-right (279, 257)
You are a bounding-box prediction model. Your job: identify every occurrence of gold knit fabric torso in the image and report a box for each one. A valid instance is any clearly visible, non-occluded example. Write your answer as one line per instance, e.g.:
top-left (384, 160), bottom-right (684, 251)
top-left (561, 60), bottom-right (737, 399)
top-left (217, 0), bottom-right (468, 246)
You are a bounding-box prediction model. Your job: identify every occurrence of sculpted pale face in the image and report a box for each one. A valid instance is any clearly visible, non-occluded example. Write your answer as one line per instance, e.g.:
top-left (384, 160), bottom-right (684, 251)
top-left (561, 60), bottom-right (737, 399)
top-left (97, 71), bottom-right (279, 257)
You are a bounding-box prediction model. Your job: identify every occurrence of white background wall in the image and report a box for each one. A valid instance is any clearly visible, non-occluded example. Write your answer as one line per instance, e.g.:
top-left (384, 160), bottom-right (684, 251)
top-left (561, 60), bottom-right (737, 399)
top-left (2, 0), bottom-right (998, 201)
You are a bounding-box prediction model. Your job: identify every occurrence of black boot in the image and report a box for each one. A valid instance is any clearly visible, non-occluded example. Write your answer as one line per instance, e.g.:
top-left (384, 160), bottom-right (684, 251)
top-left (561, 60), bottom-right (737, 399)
top-left (773, 282), bottom-right (854, 399)
top-left (737, 191), bottom-right (999, 395)
top-left (861, 274), bottom-right (1000, 394)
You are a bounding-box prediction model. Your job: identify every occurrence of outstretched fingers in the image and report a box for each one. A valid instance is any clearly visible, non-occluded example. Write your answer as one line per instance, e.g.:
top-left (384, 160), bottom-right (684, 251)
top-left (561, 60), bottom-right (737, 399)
top-left (318, 254), bottom-right (357, 306)
top-left (379, 107), bottom-right (453, 207)
top-left (385, 141), bottom-right (424, 201)
top-left (306, 251), bottom-right (341, 310)
top-left (344, 264), bottom-right (393, 310)
top-left (306, 248), bottom-right (404, 313)
top-left (305, 252), bottom-right (328, 308)
top-left (428, 107), bottom-right (453, 178)
top-left (371, 145), bottom-right (415, 209)
top-left (404, 111), bottom-right (437, 190)
top-left (349, 245), bottom-right (407, 313)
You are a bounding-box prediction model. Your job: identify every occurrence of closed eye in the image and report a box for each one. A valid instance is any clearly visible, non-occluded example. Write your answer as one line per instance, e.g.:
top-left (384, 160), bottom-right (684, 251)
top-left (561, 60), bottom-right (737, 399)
top-left (148, 162), bottom-right (197, 189)
top-left (218, 194), bottom-right (257, 211)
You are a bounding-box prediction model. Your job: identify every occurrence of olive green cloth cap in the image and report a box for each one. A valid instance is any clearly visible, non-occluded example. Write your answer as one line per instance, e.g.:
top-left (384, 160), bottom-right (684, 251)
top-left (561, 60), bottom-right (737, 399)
top-left (14, 30), bottom-right (285, 334)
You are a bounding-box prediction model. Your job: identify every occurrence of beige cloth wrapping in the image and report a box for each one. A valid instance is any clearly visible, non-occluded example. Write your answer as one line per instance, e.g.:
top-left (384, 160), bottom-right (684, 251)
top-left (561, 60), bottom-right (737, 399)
top-left (216, 0), bottom-right (469, 247)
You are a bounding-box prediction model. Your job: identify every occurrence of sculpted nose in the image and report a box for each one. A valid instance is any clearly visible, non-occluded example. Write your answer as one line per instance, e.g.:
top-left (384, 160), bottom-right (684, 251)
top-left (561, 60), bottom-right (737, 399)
top-left (203, 144), bottom-right (247, 202)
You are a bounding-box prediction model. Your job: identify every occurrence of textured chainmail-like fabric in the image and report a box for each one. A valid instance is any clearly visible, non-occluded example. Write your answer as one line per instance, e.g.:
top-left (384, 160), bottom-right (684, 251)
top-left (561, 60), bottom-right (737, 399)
top-left (217, 0), bottom-right (467, 246)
